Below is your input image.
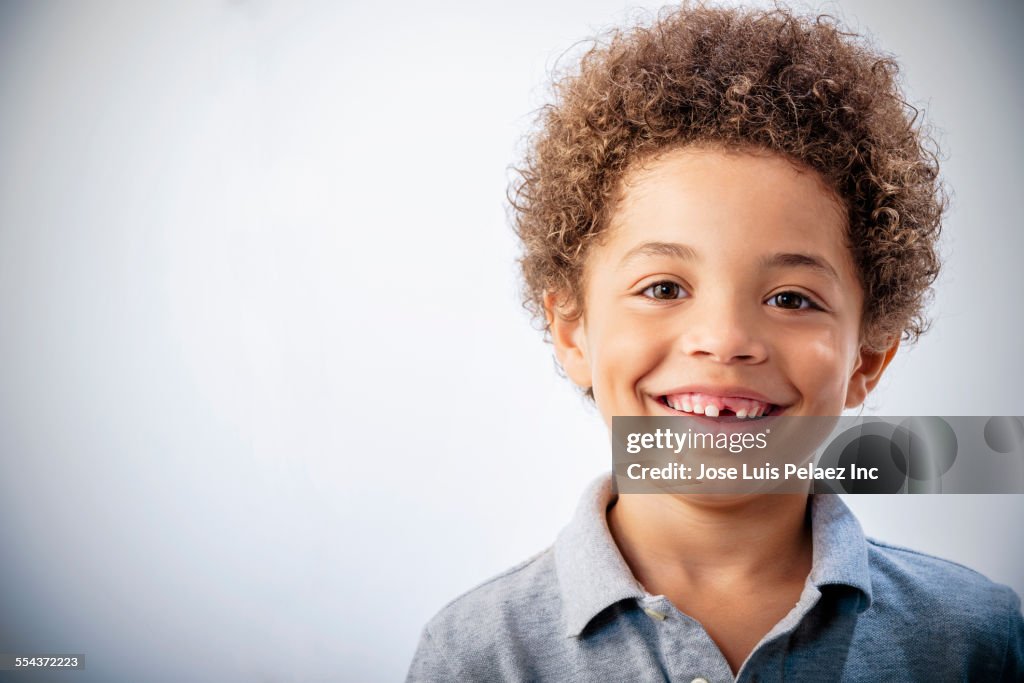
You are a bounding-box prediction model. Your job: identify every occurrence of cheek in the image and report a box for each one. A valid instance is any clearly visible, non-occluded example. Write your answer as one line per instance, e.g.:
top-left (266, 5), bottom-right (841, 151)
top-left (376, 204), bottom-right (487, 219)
top-left (784, 327), bottom-right (858, 399)
top-left (589, 313), bottom-right (674, 386)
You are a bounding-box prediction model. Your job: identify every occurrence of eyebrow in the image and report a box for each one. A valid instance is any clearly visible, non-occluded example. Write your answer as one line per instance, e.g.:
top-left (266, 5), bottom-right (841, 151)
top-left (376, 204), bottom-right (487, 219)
top-left (618, 241), bottom-right (699, 267)
top-left (618, 241), bottom-right (841, 282)
top-left (760, 252), bottom-right (841, 282)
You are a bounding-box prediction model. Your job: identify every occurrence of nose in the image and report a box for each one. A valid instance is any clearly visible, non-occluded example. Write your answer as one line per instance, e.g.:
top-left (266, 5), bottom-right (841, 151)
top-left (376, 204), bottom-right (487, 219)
top-left (676, 291), bottom-right (768, 364)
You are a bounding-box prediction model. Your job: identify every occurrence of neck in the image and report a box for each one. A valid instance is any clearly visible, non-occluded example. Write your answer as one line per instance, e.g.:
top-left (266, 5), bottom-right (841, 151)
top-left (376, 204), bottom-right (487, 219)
top-left (607, 492), bottom-right (812, 590)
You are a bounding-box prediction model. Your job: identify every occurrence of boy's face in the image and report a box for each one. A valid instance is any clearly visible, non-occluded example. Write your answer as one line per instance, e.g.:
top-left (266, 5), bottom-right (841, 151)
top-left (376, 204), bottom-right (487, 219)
top-left (548, 147), bottom-right (896, 426)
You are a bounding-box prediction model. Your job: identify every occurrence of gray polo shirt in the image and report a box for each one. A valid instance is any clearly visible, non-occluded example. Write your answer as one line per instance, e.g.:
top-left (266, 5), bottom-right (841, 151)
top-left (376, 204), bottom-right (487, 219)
top-left (407, 474), bottom-right (1023, 682)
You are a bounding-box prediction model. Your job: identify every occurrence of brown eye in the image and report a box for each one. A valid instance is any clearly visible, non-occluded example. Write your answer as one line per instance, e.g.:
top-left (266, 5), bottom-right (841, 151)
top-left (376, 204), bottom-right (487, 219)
top-left (643, 281), bottom-right (685, 300)
top-left (768, 291), bottom-right (814, 310)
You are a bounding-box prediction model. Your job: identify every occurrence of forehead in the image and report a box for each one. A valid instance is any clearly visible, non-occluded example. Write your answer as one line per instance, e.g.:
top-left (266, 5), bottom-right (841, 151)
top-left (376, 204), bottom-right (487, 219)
top-left (612, 146), bottom-right (845, 237)
top-left (592, 146), bottom-right (856, 281)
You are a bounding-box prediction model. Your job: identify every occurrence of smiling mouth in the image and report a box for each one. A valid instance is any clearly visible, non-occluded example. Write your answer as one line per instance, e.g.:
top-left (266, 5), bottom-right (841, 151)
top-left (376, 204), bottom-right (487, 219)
top-left (658, 392), bottom-right (784, 419)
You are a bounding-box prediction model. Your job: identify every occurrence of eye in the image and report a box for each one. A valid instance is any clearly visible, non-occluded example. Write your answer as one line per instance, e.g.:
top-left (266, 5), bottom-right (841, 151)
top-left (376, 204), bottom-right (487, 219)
top-left (642, 281), bottom-right (686, 300)
top-left (766, 291), bottom-right (821, 310)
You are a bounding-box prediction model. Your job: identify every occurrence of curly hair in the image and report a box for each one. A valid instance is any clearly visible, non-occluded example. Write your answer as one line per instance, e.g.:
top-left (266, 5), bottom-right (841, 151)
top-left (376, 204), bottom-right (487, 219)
top-left (510, 2), bottom-right (945, 354)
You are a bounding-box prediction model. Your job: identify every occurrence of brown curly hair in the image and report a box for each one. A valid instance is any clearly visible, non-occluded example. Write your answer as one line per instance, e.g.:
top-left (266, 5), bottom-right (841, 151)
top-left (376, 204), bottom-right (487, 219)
top-left (510, 2), bottom-right (944, 355)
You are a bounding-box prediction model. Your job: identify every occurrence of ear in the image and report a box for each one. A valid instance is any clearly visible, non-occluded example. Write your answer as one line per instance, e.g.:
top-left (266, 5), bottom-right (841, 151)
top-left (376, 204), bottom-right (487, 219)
top-left (844, 338), bottom-right (900, 409)
top-left (543, 291), bottom-right (593, 390)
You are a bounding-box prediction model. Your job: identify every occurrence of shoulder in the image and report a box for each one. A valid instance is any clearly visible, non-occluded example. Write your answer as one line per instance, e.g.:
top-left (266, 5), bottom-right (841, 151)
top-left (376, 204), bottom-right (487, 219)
top-left (407, 547), bottom-right (565, 681)
top-left (865, 536), bottom-right (1019, 614)
top-left (863, 537), bottom-right (1022, 672)
top-left (427, 546), bottom-right (561, 635)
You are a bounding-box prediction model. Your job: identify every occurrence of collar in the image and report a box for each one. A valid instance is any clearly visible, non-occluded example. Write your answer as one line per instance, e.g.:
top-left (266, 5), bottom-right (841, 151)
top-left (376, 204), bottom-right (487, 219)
top-left (553, 473), bottom-right (873, 638)
top-left (806, 491), bottom-right (874, 611)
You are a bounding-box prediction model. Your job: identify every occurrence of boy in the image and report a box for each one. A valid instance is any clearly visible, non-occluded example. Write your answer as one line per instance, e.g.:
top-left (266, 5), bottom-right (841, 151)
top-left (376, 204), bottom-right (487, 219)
top-left (408, 4), bottom-right (1023, 681)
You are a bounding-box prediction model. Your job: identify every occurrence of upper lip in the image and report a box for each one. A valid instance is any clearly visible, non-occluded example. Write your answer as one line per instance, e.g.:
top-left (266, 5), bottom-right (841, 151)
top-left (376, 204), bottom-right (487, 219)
top-left (653, 384), bottom-right (785, 405)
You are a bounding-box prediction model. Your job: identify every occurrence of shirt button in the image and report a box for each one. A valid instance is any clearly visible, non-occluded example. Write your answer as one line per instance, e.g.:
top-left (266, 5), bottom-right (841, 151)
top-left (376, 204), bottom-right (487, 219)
top-left (691, 678), bottom-right (710, 683)
top-left (642, 607), bottom-right (667, 621)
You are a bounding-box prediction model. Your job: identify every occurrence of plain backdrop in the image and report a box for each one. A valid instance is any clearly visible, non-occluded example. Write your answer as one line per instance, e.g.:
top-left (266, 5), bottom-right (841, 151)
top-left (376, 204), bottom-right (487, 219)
top-left (0, 1), bottom-right (1022, 681)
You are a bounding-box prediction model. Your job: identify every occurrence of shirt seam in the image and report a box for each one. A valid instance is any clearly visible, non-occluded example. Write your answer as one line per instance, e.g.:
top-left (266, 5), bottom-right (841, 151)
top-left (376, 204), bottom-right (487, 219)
top-left (431, 546), bottom-right (552, 615)
top-left (865, 536), bottom-right (992, 578)
top-left (422, 623), bottom-right (463, 680)
top-left (998, 585), bottom-right (1019, 678)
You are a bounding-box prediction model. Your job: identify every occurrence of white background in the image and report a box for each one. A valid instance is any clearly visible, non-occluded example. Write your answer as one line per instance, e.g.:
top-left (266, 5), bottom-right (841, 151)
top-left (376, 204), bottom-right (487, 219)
top-left (0, 1), bottom-right (1021, 681)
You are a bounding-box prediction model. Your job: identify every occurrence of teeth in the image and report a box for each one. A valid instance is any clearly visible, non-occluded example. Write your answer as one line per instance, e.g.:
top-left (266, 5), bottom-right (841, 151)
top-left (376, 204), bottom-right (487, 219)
top-left (664, 393), bottom-right (775, 418)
